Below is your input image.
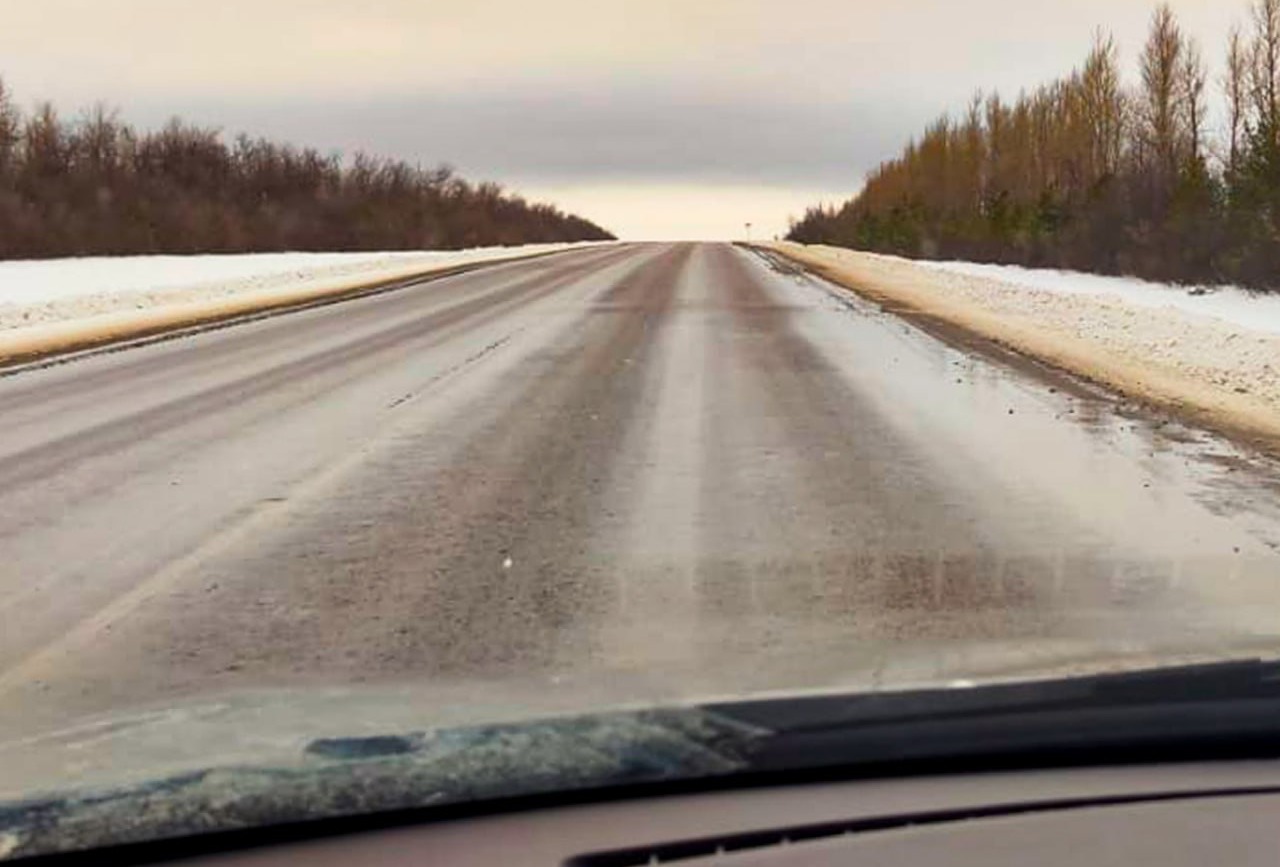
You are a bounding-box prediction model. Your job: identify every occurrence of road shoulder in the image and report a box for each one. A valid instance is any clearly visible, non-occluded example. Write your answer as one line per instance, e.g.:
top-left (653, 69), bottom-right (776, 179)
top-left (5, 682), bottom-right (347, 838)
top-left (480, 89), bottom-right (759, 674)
top-left (0, 246), bottom-right (609, 370)
top-left (761, 241), bottom-right (1280, 457)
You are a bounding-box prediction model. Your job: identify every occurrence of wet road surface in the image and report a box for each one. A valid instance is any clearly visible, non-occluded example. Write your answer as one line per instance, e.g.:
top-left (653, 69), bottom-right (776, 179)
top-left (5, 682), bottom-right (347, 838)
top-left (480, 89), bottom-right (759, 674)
top-left (2, 242), bottom-right (1279, 737)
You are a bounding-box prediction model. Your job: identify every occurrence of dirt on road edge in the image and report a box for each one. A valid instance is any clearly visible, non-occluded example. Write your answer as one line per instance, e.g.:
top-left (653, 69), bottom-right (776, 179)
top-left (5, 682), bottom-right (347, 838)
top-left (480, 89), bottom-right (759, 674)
top-left (761, 241), bottom-right (1280, 458)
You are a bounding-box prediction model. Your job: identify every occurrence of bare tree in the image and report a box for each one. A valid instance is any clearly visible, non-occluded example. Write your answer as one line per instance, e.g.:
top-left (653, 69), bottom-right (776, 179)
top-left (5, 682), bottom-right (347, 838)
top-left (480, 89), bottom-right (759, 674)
top-left (1226, 24), bottom-right (1250, 173)
top-left (1250, 0), bottom-right (1280, 140)
top-left (1081, 29), bottom-right (1126, 179)
top-left (1139, 3), bottom-right (1186, 185)
top-left (74, 104), bottom-right (123, 179)
top-left (1180, 37), bottom-right (1209, 164)
top-left (0, 78), bottom-right (19, 177)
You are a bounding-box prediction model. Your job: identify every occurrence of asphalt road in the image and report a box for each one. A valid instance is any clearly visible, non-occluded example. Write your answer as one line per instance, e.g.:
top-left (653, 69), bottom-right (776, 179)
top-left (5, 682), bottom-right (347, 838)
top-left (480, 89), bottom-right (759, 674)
top-left (2, 242), bottom-right (1280, 737)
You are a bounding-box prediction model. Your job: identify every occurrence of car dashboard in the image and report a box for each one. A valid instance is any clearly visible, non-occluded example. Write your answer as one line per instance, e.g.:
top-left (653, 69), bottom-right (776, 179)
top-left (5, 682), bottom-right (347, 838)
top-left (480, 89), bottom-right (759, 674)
top-left (153, 759), bottom-right (1280, 866)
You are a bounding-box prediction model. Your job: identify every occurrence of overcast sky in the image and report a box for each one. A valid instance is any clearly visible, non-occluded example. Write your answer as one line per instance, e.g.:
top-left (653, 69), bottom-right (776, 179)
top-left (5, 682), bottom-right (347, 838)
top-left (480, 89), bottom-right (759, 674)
top-left (0, 0), bottom-right (1242, 240)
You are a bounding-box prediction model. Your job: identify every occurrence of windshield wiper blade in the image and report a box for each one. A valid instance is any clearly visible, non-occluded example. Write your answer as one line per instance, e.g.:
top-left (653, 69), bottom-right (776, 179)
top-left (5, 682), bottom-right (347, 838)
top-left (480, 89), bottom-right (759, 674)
top-left (709, 658), bottom-right (1280, 774)
top-left (716, 658), bottom-right (1280, 728)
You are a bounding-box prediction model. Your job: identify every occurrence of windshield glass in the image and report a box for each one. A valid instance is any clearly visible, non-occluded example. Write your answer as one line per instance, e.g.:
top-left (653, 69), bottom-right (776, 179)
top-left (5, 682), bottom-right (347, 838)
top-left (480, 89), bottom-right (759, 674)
top-left (2, 0), bottom-right (1280, 858)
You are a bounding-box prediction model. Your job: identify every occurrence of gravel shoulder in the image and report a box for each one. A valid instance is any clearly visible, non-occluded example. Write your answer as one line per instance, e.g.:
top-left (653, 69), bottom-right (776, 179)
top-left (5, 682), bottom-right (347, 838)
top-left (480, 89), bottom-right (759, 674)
top-left (766, 242), bottom-right (1280, 454)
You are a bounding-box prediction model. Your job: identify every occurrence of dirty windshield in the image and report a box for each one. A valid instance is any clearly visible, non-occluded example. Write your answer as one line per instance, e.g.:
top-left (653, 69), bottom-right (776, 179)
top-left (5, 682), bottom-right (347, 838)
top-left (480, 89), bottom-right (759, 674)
top-left (2, 0), bottom-right (1280, 855)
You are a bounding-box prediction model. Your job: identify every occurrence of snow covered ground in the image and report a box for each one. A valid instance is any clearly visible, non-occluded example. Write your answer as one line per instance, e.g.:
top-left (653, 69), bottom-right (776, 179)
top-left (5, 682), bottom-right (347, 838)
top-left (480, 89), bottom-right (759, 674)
top-left (901, 255), bottom-right (1280, 338)
top-left (769, 242), bottom-right (1280, 447)
top-left (0, 244), bottom-right (600, 331)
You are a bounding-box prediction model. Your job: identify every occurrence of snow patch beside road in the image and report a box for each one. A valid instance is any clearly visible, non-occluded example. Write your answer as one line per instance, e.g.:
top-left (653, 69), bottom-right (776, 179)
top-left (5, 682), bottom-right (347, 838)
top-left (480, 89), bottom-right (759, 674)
top-left (902, 254), bottom-right (1280, 337)
top-left (768, 242), bottom-right (1280, 449)
top-left (0, 245), bottom-right (599, 332)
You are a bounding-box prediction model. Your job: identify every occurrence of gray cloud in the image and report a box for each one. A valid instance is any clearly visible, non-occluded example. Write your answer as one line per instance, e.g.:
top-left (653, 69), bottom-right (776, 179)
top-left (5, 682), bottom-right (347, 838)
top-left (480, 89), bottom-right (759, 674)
top-left (124, 88), bottom-right (909, 191)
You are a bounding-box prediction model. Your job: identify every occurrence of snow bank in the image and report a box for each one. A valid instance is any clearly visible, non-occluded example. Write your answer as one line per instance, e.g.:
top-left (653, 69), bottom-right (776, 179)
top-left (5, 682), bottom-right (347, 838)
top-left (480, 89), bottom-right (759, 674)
top-left (768, 242), bottom-right (1280, 449)
top-left (0, 245), bottom-right (597, 332)
top-left (901, 255), bottom-right (1280, 338)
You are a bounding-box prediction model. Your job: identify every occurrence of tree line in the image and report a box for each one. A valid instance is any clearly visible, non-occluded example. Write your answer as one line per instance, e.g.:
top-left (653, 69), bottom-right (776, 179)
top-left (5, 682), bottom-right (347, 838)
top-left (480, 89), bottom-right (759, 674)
top-left (788, 0), bottom-right (1280, 290)
top-left (0, 79), bottom-right (613, 259)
